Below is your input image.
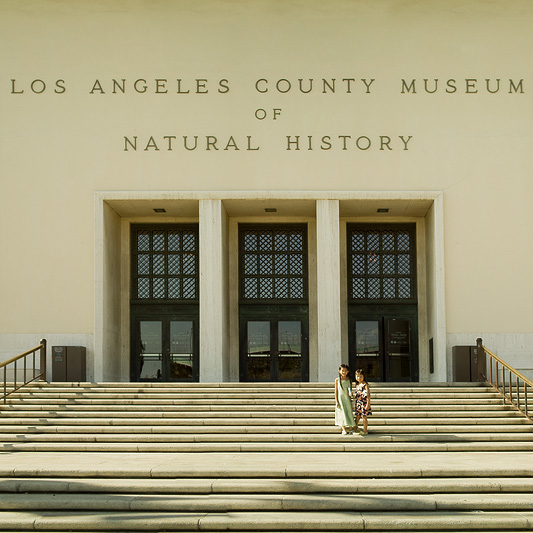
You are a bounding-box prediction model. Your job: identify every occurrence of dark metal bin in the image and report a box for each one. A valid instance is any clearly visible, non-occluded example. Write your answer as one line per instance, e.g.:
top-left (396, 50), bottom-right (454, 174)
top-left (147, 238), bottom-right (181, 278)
top-left (452, 345), bottom-right (485, 382)
top-left (52, 346), bottom-right (86, 382)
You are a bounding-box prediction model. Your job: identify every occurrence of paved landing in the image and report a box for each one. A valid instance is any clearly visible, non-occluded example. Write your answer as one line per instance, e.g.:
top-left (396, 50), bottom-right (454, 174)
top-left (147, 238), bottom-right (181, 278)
top-left (1, 451), bottom-right (532, 478)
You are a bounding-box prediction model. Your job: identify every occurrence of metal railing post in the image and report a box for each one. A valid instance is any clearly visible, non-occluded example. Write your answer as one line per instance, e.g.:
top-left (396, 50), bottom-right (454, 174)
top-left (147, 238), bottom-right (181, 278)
top-left (502, 367), bottom-right (506, 404)
top-left (476, 338), bottom-right (485, 382)
top-left (526, 383), bottom-right (529, 418)
top-left (517, 376), bottom-right (520, 412)
top-left (39, 338), bottom-right (47, 382)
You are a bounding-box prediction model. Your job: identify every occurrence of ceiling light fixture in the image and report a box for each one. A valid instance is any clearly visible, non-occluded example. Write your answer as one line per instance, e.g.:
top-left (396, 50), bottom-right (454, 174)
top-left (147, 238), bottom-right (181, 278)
top-left (265, 208), bottom-right (277, 213)
top-left (153, 208), bottom-right (166, 213)
top-left (377, 208), bottom-right (389, 213)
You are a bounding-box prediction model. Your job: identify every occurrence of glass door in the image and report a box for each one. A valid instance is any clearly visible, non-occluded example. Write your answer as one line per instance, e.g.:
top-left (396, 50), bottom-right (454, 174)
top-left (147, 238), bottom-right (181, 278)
top-left (349, 312), bottom-right (418, 382)
top-left (385, 317), bottom-right (412, 381)
top-left (132, 315), bottom-right (198, 381)
top-left (138, 320), bottom-right (163, 381)
top-left (277, 320), bottom-right (303, 380)
top-left (242, 316), bottom-right (307, 381)
top-left (353, 319), bottom-right (381, 380)
top-left (246, 321), bottom-right (271, 380)
top-left (169, 320), bottom-right (195, 379)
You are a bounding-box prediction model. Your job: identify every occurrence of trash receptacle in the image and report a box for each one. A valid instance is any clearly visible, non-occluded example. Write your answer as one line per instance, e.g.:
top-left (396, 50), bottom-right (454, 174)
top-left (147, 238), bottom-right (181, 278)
top-left (52, 346), bottom-right (86, 381)
top-left (452, 345), bottom-right (484, 382)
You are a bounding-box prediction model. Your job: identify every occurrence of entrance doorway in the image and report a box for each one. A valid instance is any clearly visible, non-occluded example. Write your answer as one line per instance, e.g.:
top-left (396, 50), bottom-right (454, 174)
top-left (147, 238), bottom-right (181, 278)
top-left (239, 307), bottom-right (309, 381)
top-left (347, 224), bottom-right (418, 382)
top-left (348, 309), bottom-right (418, 381)
top-left (130, 224), bottom-right (199, 382)
top-left (238, 224), bottom-right (309, 382)
top-left (131, 312), bottom-right (199, 381)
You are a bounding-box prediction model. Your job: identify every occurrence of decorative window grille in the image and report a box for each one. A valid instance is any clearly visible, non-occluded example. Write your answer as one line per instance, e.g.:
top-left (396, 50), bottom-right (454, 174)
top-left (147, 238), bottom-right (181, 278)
top-left (132, 226), bottom-right (199, 301)
top-left (347, 225), bottom-right (416, 303)
top-left (239, 226), bottom-right (308, 301)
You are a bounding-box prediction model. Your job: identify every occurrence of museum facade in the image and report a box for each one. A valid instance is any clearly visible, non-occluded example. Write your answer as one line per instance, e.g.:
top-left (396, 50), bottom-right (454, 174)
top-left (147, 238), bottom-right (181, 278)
top-left (1, 0), bottom-right (532, 384)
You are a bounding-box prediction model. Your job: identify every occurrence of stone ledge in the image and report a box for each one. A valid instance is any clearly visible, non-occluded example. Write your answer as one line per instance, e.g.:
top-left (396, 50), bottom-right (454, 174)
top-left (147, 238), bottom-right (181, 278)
top-left (0, 451), bottom-right (532, 478)
top-left (2, 476), bottom-right (533, 494)
top-left (0, 510), bottom-right (530, 531)
top-left (1, 492), bottom-right (533, 512)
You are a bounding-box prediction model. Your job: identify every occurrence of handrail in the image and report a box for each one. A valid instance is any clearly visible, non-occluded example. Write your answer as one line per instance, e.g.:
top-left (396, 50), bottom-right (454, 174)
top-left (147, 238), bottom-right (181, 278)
top-left (478, 337), bottom-right (532, 423)
top-left (0, 339), bottom-right (47, 404)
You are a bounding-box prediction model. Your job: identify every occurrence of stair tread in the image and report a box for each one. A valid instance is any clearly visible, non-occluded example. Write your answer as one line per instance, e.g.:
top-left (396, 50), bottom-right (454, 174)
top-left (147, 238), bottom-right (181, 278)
top-left (2, 492), bottom-right (533, 511)
top-left (3, 476), bottom-right (533, 493)
top-left (0, 509), bottom-right (531, 530)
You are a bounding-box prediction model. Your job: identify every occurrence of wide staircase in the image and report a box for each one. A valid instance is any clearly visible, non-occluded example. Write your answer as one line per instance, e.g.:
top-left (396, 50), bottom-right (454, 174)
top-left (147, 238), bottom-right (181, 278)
top-left (0, 381), bottom-right (532, 531)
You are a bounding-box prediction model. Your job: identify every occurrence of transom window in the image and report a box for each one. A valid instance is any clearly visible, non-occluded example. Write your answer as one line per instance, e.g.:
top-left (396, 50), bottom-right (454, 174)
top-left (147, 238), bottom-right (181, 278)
top-left (239, 225), bottom-right (308, 301)
top-left (131, 225), bottom-right (199, 301)
top-left (347, 224), bottom-right (417, 303)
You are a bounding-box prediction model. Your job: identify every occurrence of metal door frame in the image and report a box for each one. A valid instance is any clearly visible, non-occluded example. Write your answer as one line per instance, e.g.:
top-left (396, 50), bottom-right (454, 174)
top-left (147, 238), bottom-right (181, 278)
top-left (239, 305), bottom-right (309, 382)
top-left (130, 223), bottom-right (200, 382)
top-left (348, 304), bottom-right (419, 382)
top-left (130, 305), bottom-right (199, 382)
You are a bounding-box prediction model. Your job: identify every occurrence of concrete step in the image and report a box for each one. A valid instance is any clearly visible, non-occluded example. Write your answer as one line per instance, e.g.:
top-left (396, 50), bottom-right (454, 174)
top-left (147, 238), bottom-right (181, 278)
top-left (1, 450), bottom-right (531, 478)
top-left (2, 492), bottom-right (533, 511)
top-left (0, 509), bottom-right (531, 531)
top-left (0, 406), bottom-right (523, 419)
top-left (0, 414), bottom-right (530, 429)
top-left (3, 441), bottom-right (533, 452)
top-left (33, 384), bottom-right (494, 391)
top-left (6, 392), bottom-right (504, 402)
top-left (1, 424), bottom-right (532, 436)
top-left (2, 397), bottom-right (512, 406)
top-left (26, 381), bottom-right (491, 388)
top-left (1, 433), bottom-right (532, 445)
top-left (14, 382), bottom-right (498, 391)
top-left (3, 476), bottom-right (532, 494)
top-left (1, 420), bottom-right (531, 434)
top-left (12, 386), bottom-right (499, 394)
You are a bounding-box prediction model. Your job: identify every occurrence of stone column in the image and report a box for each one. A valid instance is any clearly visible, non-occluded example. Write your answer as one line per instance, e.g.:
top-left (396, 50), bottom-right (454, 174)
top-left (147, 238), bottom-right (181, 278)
top-left (431, 193), bottom-right (448, 382)
top-left (199, 199), bottom-right (229, 382)
top-left (316, 200), bottom-right (342, 381)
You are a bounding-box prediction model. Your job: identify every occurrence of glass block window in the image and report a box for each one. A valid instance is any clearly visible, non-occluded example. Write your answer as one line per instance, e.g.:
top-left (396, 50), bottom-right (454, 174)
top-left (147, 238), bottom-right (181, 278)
top-left (132, 225), bottom-right (199, 301)
top-left (348, 225), bottom-right (416, 302)
top-left (240, 225), bottom-right (308, 301)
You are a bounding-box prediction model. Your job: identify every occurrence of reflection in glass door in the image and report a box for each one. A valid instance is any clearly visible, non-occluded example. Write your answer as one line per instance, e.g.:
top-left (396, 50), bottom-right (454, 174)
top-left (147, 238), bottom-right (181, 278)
top-left (278, 321), bottom-right (302, 380)
top-left (133, 315), bottom-right (198, 381)
top-left (169, 321), bottom-right (194, 379)
top-left (139, 321), bottom-right (163, 380)
top-left (350, 314), bottom-right (417, 382)
top-left (386, 318), bottom-right (411, 381)
top-left (354, 320), bottom-right (381, 380)
top-left (246, 321), bottom-right (271, 380)
top-left (243, 317), bottom-right (307, 381)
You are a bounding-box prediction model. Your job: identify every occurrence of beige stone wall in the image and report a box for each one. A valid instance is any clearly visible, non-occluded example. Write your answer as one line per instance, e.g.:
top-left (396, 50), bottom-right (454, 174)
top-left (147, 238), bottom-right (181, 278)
top-left (1, 0), bottom-right (532, 378)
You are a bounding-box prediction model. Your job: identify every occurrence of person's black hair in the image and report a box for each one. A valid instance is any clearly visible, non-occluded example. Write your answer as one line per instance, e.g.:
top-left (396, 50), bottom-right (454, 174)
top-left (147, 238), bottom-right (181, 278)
top-left (338, 363), bottom-right (351, 380)
top-left (355, 368), bottom-right (367, 382)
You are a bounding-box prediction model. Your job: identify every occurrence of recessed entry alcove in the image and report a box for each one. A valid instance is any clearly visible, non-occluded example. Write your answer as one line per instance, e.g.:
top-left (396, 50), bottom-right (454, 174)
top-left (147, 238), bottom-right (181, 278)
top-left (94, 192), bottom-right (445, 384)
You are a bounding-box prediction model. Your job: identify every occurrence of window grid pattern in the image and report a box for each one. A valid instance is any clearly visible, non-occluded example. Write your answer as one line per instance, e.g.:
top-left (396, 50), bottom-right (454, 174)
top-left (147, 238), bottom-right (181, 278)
top-left (348, 227), bottom-right (416, 302)
top-left (132, 227), bottom-right (199, 301)
top-left (240, 228), bottom-right (307, 301)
